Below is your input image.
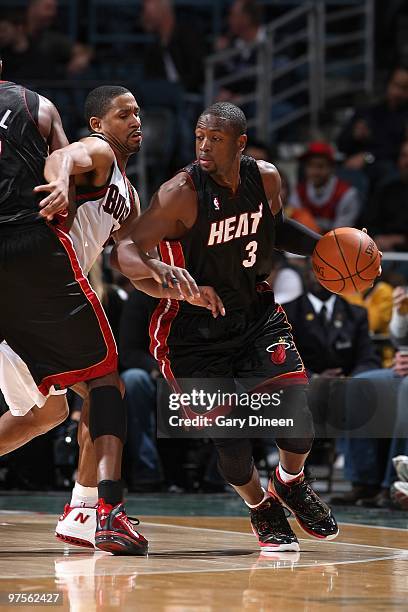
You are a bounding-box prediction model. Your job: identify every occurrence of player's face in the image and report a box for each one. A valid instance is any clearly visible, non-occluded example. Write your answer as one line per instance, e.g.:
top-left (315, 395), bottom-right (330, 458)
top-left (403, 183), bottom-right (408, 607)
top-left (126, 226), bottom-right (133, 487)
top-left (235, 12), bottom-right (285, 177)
top-left (195, 115), bottom-right (246, 176)
top-left (99, 93), bottom-right (142, 154)
top-left (305, 156), bottom-right (332, 188)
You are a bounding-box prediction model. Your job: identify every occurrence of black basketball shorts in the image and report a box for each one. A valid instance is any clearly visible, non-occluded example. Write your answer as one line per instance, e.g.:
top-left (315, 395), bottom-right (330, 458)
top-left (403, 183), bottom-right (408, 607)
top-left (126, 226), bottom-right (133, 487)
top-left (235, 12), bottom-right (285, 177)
top-left (149, 289), bottom-right (307, 391)
top-left (0, 223), bottom-right (117, 395)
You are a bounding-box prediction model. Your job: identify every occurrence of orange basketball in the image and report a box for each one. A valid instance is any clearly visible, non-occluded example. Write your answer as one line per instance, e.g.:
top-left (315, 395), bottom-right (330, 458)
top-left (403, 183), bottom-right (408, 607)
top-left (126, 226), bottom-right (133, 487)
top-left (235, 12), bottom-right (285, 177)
top-left (312, 228), bottom-right (381, 295)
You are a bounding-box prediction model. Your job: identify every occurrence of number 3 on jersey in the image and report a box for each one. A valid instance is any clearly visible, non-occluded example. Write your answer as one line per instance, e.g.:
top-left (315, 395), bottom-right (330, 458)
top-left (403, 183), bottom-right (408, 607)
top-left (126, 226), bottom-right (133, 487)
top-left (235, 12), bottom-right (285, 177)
top-left (243, 240), bottom-right (258, 267)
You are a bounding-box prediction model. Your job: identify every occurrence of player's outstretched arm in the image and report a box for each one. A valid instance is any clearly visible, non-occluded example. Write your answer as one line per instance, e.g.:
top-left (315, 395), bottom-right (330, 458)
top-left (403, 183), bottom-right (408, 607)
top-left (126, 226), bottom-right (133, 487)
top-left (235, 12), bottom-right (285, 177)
top-left (133, 279), bottom-right (225, 317)
top-left (111, 174), bottom-right (200, 299)
top-left (258, 160), bottom-right (321, 256)
top-left (34, 137), bottom-right (114, 221)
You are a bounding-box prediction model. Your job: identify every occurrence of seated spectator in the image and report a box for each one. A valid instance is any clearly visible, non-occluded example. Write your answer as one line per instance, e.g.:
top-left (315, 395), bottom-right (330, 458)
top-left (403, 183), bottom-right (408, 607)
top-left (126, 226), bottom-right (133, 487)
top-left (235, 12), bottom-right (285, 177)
top-left (0, 9), bottom-right (51, 80)
top-left (141, 0), bottom-right (206, 94)
top-left (346, 279), bottom-right (394, 366)
top-left (331, 286), bottom-right (408, 507)
top-left (364, 140), bottom-right (408, 252)
top-left (215, 0), bottom-right (266, 102)
top-left (289, 142), bottom-right (361, 233)
top-left (336, 65), bottom-right (408, 175)
top-left (284, 262), bottom-right (380, 380)
top-left (119, 289), bottom-right (162, 491)
top-left (25, 0), bottom-right (74, 79)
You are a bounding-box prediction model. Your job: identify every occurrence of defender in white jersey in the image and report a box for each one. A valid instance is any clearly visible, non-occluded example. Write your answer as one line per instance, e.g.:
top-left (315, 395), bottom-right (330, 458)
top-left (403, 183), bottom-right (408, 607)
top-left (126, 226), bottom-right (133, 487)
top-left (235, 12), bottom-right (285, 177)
top-left (0, 87), bottom-right (225, 548)
top-left (0, 85), bottom-right (213, 554)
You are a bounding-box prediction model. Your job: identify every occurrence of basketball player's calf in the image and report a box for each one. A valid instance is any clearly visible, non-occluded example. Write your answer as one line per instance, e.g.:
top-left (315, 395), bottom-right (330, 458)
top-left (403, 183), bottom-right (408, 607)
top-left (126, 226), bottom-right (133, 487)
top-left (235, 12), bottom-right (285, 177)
top-left (56, 379), bottom-right (123, 549)
top-left (55, 394), bottom-right (99, 549)
top-left (78, 371), bottom-right (148, 555)
top-left (259, 386), bottom-right (338, 540)
top-left (213, 438), bottom-right (300, 552)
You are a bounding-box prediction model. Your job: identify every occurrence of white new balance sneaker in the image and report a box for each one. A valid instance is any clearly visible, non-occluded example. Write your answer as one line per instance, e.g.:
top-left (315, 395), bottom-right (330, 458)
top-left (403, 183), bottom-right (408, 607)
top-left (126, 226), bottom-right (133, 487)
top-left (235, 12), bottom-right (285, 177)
top-left (55, 504), bottom-right (96, 548)
top-left (392, 455), bottom-right (408, 483)
top-left (391, 481), bottom-right (408, 510)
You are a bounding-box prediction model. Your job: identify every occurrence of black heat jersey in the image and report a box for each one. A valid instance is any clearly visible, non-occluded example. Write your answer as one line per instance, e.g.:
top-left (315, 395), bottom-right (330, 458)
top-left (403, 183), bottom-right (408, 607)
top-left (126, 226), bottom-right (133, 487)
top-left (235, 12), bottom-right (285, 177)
top-left (159, 155), bottom-right (277, 313)
top-left (150, 156), bottom-right (306, 387)
top-left (0, 81), bottom-right (47, 230)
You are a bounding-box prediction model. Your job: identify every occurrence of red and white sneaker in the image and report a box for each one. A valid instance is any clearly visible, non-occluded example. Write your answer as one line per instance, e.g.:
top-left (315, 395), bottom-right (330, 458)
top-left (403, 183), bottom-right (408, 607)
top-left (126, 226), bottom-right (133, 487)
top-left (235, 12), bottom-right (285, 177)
top-left (55, 504), bottom-right (96, 549)
top-left (95, 498), bottom-right (148, 556)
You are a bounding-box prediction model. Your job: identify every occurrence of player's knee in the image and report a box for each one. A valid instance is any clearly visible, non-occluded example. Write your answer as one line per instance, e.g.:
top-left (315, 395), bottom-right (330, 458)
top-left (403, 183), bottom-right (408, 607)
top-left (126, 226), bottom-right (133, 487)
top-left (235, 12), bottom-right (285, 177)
top-left (276, 437), bottom-right (314, 455)
top-left (89, 385), bottom-right (127, 443)
top-left (32, 396), bottom-right (69, 435)
top-left (214, 439), bottom-right (254, 486)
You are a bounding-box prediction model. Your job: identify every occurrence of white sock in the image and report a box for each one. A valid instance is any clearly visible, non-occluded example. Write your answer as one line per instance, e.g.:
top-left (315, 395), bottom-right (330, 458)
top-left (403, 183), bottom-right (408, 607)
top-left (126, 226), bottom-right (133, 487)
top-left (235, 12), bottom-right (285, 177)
top-left (70, 482), bottom-right (98, 508)
top-left (278, 463), bottom-right (304, 484)
top-left (245, 487), bottom-right (269, 509)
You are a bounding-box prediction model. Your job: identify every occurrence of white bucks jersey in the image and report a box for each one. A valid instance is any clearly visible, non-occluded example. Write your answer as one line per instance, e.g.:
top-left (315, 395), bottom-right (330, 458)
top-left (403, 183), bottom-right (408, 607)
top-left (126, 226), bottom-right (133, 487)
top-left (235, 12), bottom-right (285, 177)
top-left (71, 155), bottom-right (135, 275)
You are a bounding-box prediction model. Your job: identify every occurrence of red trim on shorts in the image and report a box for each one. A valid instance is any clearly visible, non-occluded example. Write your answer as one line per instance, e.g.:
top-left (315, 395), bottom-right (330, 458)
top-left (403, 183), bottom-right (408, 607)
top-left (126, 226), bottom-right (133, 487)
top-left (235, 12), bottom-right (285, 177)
top-left (38, 226), bottom-right (118, 395)
top-left (149, 241), bottom-right (184, 394)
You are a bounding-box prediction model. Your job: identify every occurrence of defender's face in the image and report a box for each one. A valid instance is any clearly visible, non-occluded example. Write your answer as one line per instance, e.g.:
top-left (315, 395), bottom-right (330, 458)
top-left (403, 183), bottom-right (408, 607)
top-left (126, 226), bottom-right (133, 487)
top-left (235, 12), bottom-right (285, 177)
top-left (99, 93), bottom-right (142, 153)
top-left (195, 114), bottom-right (246, 175)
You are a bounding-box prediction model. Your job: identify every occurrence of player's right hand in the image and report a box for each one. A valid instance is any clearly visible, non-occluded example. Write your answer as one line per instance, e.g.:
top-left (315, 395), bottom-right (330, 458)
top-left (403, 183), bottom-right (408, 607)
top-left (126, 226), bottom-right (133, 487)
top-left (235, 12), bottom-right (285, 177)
top-left (147, 259), bottom-right (200, 299)
top-left (187, 286), bottom-right (226, 318)
top-left (34, 178), bottom-right (69, 221)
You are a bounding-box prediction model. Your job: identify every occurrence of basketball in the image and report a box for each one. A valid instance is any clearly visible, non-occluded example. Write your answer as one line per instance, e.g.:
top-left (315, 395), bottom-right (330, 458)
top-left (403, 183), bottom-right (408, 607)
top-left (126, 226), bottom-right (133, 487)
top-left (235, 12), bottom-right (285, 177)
top-left (312, 228), bottom-right (381, 295)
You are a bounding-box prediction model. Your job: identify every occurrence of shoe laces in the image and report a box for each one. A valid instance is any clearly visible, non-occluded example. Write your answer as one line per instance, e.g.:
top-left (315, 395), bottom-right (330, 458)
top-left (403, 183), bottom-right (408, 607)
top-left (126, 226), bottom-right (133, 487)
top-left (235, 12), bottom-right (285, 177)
top-left (116, 508), bottom-right (141, 528)
top-left (252, 498), bottom-right (290, 533)
top-left (291, 478), bottom-right (328, 515)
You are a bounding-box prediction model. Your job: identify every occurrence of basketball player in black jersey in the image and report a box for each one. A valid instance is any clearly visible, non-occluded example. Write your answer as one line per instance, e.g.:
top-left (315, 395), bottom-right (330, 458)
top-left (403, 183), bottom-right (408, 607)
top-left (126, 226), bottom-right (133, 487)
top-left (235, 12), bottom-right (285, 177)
top-left (0, 62), bottom-right (157, 555)
top-left (115, 102), bottom-right (340, 551)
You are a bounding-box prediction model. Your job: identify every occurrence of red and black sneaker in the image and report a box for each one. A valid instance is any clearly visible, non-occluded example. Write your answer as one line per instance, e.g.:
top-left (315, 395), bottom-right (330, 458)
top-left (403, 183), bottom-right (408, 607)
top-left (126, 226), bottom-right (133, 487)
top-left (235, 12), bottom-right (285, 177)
top-left (95, 498), bottom-right (148, 556)
top-left (250, 494), bottom-right (300, 552)
top-left (269, 468), bottom-right (339, 540)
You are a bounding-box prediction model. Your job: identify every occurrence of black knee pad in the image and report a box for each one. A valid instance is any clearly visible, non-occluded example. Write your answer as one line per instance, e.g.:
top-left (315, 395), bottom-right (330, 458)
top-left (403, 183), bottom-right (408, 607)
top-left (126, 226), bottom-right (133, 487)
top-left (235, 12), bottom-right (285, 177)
top-left (89, 386), bottom-right (127, 443)
top-left (213, 438), bottom-right (254, 486)
top-left (275, 385), bottom-right (314, 454)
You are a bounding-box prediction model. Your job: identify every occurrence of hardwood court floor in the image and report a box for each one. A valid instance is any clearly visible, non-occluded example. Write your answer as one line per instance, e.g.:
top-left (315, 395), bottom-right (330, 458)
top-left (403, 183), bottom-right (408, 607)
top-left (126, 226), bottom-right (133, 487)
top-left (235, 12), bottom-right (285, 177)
top-left (0, 512), bottom-right (407, 611)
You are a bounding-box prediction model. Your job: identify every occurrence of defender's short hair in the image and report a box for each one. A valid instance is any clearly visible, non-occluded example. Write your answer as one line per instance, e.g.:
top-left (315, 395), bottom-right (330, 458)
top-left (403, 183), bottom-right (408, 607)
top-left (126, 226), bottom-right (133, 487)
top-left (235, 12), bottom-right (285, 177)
top-left (199, 102), bottom-right (247, 136)
top-left (84, 85), bottom-right (130, 128)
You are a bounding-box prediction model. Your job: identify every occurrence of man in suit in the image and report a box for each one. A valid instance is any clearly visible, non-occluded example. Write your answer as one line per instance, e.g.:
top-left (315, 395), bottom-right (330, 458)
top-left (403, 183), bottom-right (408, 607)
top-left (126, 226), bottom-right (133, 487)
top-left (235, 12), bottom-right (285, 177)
top-left (283, 263), bottom-right (381, 379)
top-left (283, 262), bottom-right (382, 503)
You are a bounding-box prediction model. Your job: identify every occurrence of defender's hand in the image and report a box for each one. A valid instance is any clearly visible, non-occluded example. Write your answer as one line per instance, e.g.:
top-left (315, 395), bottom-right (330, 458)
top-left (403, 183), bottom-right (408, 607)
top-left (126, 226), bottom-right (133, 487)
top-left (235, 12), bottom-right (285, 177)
top-left (146, 259), bottom-right (200, 299)
top-left (34, 179), bottom-right (69, 220)
top-left (187, 286), bottom-right (226, 318)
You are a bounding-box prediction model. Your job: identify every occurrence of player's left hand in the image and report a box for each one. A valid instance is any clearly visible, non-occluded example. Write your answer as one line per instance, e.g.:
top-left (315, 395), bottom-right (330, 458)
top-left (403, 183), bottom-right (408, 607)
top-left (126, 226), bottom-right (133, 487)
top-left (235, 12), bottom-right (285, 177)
top-left (186, 286), bottom-right (226, 318)
top-left (34, 178), bottom-right (69, 221)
